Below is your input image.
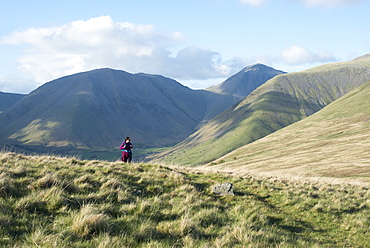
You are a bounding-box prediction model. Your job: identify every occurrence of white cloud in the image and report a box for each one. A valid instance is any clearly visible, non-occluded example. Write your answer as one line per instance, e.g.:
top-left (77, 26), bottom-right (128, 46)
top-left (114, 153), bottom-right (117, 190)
top-left (0, 73), bottom-right (35, 93)
top-left (0, 16), bottom-right (236, 92)
top-left (294, 0), bottom-right (364, 7)
top-left (281, 45), bottom-right (337, 65)
top-left (167, 46), bottom-right (232, 79)
top-left (239, 0), bottom-right (268, 7)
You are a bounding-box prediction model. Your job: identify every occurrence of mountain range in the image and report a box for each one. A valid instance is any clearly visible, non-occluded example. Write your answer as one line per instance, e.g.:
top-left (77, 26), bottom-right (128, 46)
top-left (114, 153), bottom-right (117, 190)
top-left (148, 55), bottom-right (370, 165)
top-left (0, 65), bottom-right (283, 153)
top-left (1, 54), bottom-right (370, 169)
top-left (0, 92), bottom-right (25, 113)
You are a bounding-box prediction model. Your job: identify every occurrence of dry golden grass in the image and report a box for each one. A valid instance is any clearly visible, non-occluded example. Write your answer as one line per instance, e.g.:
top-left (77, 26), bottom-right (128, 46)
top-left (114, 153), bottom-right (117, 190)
top-left (72, 204), bottom-right (110, 237)
top-left (204, 118), bottom-right (370, 184)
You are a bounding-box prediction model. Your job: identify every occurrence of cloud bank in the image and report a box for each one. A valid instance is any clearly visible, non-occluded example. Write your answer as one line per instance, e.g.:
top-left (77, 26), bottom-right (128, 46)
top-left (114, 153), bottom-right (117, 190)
top-left (0, 16), bottom-right (338, 92)
top-left (281, 45), bottom-right (337, 65)
top-left (1, 16), bottom-right (239, 91)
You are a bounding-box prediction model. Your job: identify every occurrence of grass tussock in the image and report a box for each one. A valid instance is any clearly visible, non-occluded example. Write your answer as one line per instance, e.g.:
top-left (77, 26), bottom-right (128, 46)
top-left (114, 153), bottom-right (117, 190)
top-left (72, 204), bottom-right (110, 237)
top-left (0, 151), bottom-right (369, 247)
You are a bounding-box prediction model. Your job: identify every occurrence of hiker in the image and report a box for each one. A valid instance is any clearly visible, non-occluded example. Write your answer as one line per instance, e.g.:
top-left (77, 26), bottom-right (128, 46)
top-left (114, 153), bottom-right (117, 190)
top-left (120, 137), bottom-right (133, 163)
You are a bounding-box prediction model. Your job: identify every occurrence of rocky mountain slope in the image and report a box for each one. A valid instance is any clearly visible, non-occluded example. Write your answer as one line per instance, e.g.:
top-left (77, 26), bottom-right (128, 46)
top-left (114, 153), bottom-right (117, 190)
top-left (148, 55), bottom-right (370, 165)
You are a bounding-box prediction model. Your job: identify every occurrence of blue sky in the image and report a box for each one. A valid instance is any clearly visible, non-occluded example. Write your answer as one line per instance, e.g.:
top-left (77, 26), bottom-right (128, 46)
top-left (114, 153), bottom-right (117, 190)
top-left (1, 0), bottom-right (369, 93)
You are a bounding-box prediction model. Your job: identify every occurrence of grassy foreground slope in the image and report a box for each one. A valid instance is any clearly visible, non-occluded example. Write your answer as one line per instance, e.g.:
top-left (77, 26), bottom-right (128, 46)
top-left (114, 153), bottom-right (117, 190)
top-left (148, 55), bottom-right (370, 165)
top-left (205, 79), bottom-right (370, 183)
top-left (0, 152), bottom-right (369, 247)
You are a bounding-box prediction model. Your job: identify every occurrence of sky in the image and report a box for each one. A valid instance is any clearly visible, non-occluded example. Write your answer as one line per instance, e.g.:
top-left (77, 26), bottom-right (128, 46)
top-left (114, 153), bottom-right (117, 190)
top-left (0, 0), bottom-right (369, 94)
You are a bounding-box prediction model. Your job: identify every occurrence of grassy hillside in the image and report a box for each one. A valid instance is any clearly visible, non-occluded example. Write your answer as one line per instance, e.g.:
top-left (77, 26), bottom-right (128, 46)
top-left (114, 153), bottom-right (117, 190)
top-left (148, 55), bottom-right (370, 165)
top-left (0, 152), bottom-right (370, 248)
top-left (0, 151), bottom-right (369, 247)
top-left (205, 79), bottom-right (370, 183)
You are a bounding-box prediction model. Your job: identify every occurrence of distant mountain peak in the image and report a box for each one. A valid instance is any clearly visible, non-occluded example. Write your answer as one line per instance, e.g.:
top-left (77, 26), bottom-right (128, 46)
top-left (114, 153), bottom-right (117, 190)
top-left (207, 64), bottom-right (285, 99)
top-left (242, 63), bottom-right (273, 72)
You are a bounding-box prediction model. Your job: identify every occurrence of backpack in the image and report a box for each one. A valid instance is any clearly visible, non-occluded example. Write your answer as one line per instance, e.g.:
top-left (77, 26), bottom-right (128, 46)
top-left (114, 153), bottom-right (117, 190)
top-left (120, 142), bottom-right (131, 150)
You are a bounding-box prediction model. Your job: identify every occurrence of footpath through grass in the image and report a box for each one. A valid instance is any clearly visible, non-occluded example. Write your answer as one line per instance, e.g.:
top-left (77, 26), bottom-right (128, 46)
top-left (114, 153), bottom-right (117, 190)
top-left (0, 151), bottom-right (369, 247)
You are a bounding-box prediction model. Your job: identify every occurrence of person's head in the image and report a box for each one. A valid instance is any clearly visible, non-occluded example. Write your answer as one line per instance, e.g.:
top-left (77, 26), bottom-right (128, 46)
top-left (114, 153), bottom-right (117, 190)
top-left (125, 137), bottom-right (130, 142)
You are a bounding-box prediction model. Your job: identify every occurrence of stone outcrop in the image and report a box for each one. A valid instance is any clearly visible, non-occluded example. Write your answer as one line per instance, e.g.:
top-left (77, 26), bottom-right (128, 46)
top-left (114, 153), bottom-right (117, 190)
top-left (212, 183), bottom-right (234, 196)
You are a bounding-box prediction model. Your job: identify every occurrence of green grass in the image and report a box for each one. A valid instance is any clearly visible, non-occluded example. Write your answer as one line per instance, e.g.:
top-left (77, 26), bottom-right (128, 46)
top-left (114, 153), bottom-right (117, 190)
top-left (0, 151), bottom-right (369, 247)
top-left (75, 147), bottom-right (167, 161)
top-left (1, 146), bottom-right (160, 163)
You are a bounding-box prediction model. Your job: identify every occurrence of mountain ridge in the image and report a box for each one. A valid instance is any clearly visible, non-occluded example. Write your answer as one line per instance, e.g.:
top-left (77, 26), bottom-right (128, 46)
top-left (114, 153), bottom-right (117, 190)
top-left (199, 64), bottom-right (285, 124)
top-left (0, 65), bottom-right (279, 153)
top-left (207, 63), bottom-right (285, 98)
top-left (148, 55), bottom-right (370, 165)
top-left (0, 68), bottom-right (208, 149)
top-left (0, 91), bottom-right (25, 112)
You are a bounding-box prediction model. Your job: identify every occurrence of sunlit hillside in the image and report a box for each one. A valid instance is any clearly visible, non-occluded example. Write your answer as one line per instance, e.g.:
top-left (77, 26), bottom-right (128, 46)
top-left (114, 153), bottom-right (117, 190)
top-left (205, 79), bottom-right (370, 183)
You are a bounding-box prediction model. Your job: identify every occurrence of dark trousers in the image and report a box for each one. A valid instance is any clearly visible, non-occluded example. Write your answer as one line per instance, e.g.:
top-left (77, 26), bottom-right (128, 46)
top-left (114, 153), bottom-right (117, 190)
top-left (121, 151), bottom-right (132, 163)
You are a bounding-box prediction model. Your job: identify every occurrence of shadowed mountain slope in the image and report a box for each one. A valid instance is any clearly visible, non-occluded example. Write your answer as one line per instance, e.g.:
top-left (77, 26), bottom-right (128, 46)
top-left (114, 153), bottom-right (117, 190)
top-left (0, 69), bottom-right (208, 150)
top-left (148, 55), bottom-right (370, 165)
top-left (204, 79), bottom-right (370, 183)
top-left (0, 92), bottom-right (25, 112)
top-left (0, 65), bottom-right (279, 152)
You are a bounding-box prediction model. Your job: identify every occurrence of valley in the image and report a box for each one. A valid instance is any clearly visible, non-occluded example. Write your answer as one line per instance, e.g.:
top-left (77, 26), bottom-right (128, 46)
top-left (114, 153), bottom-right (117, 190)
top-left (1, 56), bottom-right (370, 180)
top-left (148, 55), bottom-right (370, 168)
top-left (1, 55), bottom-right (370, 247)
